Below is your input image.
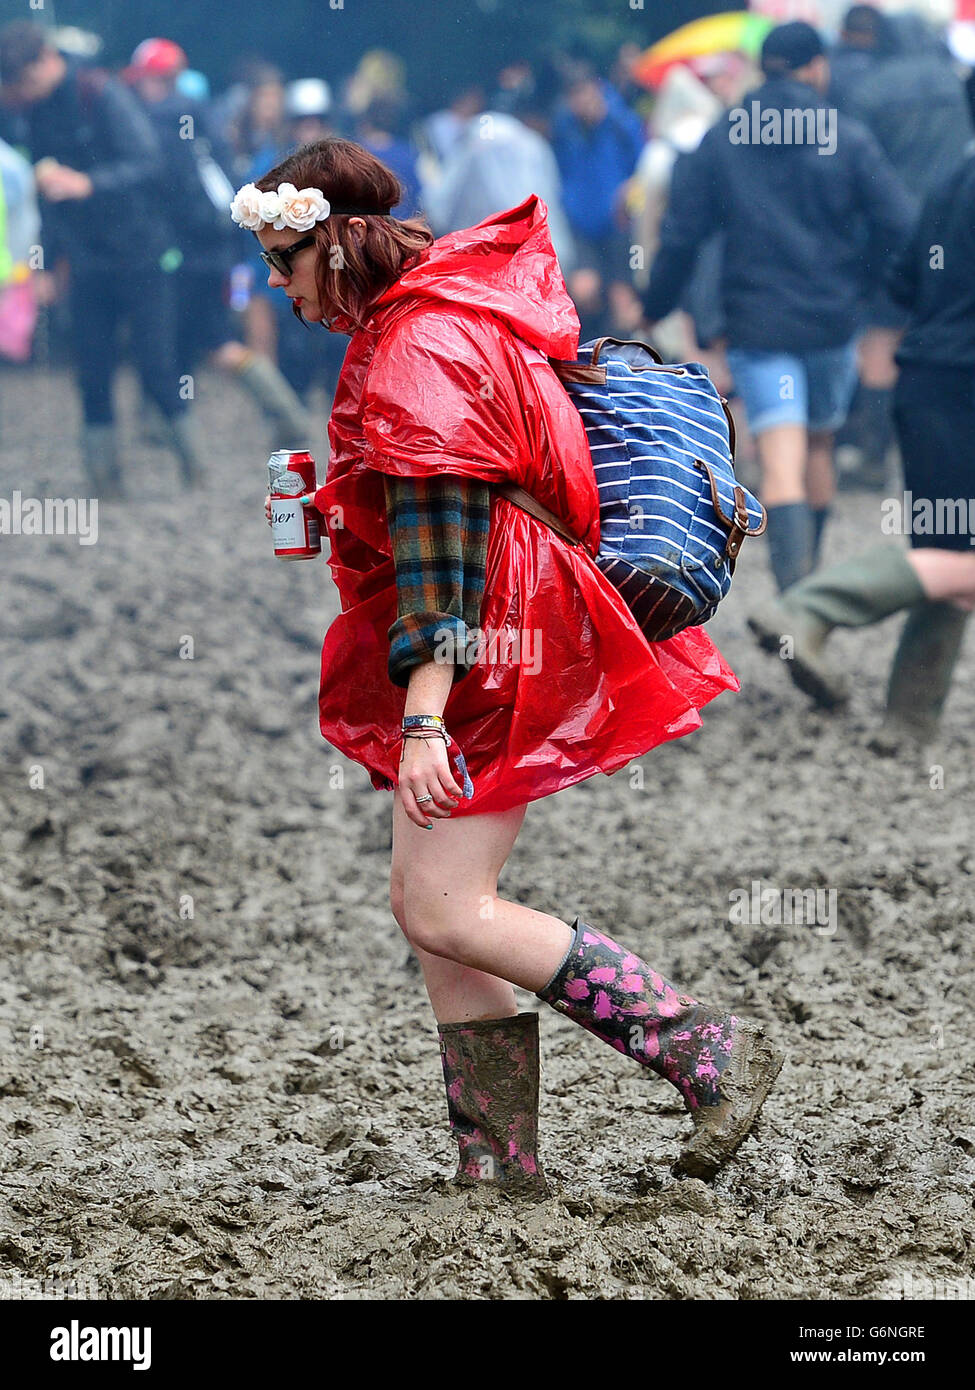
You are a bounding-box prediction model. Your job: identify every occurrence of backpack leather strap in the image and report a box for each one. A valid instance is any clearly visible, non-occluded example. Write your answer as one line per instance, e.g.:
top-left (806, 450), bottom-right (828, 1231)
top-left (493, 482), bottom-right (585, 548)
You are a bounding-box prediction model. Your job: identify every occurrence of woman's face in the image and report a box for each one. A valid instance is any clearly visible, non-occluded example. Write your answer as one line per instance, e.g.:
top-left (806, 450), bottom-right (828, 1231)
top-left (255, 225), bottom-right (324, 322)
top-left (255, 219), bottom-right (365, 327)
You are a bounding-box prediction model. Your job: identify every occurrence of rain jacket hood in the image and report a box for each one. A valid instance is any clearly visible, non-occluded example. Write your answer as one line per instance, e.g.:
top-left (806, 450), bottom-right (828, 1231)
top-left (311, 193), bottom-right (738, 815)
top-left (370, 192), bottom-right (580, 360)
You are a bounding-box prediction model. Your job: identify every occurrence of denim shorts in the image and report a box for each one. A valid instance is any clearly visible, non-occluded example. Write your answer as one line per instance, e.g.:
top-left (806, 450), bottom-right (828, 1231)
top-left (726, 341), bottom-right (859, 435)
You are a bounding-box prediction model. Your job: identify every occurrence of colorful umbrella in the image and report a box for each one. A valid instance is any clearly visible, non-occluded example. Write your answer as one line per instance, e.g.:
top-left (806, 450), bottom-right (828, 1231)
top-left (633, 11), bottom-right (775, 89)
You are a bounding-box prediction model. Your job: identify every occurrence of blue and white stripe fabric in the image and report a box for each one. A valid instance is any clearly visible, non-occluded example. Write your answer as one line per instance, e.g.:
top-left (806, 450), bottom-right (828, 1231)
top-left (561, 340), bottom-right (765, 638)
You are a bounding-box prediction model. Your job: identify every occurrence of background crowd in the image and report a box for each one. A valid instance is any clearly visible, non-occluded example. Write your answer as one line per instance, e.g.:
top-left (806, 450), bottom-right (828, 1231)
top-left (1, 4), bottom-right (974, 741)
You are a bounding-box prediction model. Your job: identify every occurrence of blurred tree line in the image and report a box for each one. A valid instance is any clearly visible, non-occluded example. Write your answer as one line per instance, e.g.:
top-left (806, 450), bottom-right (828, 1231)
top-left (41, 0), bottom-right (724, 107)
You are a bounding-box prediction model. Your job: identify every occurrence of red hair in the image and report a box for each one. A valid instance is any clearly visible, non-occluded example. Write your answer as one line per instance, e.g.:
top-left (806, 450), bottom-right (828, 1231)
top-left (252, 137), bottom-right (434, 332)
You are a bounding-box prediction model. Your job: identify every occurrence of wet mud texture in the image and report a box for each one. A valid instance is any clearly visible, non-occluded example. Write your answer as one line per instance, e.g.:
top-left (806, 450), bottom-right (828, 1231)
top-left (1, 364), bottom-right (973, 1300)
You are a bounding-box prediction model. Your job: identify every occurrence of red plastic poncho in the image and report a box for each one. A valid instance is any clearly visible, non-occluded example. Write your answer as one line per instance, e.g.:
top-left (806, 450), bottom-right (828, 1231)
top-left (312, 193), bottom-right (738, 816)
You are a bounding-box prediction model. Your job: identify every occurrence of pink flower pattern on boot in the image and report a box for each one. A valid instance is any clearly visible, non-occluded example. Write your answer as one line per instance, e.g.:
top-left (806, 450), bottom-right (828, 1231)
top-left (536, 921), bottom-right (739, 1110)
top-left (437, 1012), bottom-right (549, 1194)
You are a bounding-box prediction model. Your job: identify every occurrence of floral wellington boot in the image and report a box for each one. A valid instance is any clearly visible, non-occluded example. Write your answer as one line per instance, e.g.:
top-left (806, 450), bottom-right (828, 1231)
top-left (437, 1011), bottom-right (549, 1196)
top-left (536, 918), bottom-right (785, 1178)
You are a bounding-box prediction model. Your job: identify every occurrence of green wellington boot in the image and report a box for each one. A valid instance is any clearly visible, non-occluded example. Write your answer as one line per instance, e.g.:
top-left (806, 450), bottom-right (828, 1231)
top-left (870, 600), bottom-right (970, 751)
top-left (747, 542), bottom-right (926, 709)
top-left (80, 422), bottom-right (125, 500)
top-left (233, 351), bottom-right (315, 449)
top-left (160, 412), bottom-right (204, 489)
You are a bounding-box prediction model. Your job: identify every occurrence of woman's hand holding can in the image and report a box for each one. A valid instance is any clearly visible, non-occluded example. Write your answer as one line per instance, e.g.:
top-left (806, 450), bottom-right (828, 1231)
top-left (264, 492), bottom-right (317, 525)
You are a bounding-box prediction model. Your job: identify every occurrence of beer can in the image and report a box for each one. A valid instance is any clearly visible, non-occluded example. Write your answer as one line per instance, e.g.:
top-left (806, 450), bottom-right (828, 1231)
top-left (268, 450), bottom-right (322, 560)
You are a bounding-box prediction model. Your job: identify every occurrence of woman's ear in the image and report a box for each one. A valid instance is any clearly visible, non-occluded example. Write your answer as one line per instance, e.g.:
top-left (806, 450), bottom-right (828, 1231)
top-left (348, 217), bottom-right (366, 245)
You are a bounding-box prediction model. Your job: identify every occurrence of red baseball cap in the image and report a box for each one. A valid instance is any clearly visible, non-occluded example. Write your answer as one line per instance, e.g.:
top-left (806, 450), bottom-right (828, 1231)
top-left (123, 38), bottom-right (187, 81)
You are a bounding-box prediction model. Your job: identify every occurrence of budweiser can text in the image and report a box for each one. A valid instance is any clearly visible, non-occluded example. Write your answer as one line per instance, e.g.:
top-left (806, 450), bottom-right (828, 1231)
top-left (268, 450), bottom-right (321, 560)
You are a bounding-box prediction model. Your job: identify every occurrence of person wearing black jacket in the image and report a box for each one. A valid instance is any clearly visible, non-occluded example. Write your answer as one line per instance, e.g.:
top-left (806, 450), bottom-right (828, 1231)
top-left (747, 153), bottom-right (975, 746)
top-left (641, 21), bottom-right (916, 593)
top-left (0, 19), bottom-right (202, 495)
top-left (123, 39), bottom-right (314, 449)
top-left (829, 5), bottom-right (972, 487)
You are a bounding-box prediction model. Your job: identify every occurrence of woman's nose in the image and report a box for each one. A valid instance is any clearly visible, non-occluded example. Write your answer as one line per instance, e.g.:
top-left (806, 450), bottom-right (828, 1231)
top-left (266, 267), bottom-right (290, 289)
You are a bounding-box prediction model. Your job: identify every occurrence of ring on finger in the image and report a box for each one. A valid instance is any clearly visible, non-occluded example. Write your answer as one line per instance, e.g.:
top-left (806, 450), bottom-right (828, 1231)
top-left (415, 793), bottom-right (434, 804)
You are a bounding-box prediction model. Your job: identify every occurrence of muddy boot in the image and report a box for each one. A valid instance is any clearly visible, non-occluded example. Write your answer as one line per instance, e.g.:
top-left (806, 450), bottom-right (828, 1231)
top-left (764, 501), bottom-right (814, 593)
top-left (437, 1011), bottom-right (549, 1197)
top-left (160, 412), bottom-right (204, 489)
top-left (80, 422), bottom-right (125, 500)
top-left (747, 543), bottom-right (926, 710)
top-left (869, 600), bottom-right (970, 753)
top-left (536, 919), bottom-right (784, 1180)
top-left (137, 392), bottom-right (171, 446)
top-left (233, 349), bottom-right (315, 449)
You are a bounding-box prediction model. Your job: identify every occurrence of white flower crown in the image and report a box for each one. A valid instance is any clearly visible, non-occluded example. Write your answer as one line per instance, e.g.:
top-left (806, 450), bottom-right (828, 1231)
top-left (229, 181), bottom-right (331, 232)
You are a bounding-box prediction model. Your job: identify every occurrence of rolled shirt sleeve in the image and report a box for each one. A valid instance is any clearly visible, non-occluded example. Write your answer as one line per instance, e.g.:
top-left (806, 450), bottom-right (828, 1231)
top-left (382, 471), bottom-right (492, 689)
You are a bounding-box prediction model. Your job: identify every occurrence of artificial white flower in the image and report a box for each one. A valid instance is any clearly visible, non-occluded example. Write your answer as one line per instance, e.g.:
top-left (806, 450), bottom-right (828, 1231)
top-left (230, 180), bottom-right (333, 230)
top-left (258, 189), bottom-right (285, 228)
top-left (229, 182), bottom-right (265, 229)
top-left (279, 184), bottom-right (331, 230)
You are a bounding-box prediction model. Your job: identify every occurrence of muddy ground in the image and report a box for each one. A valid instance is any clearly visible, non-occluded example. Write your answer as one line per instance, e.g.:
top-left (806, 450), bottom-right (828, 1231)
top-left (1, 359), bottom-right (972, 1302)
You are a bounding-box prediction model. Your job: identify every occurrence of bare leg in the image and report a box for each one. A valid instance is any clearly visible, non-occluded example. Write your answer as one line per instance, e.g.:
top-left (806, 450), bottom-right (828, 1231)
top-left (805, 429), bottom-right (835, 508)
top-left (390, 789), bottom-right (574, 1016)
top-left (907, 550), bottom-right (975, 609)
top-left (756, 422), bottom-right (807, 504)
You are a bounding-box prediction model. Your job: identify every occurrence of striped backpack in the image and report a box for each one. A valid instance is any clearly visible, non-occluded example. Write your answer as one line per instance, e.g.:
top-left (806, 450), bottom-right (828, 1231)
top-left (497, 336), bottom-right (767, 642)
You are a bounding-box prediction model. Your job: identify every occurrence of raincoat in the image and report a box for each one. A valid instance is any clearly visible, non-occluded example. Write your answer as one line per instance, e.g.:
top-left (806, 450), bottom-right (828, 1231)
top-left (312, 193), bottom-right (738, 816)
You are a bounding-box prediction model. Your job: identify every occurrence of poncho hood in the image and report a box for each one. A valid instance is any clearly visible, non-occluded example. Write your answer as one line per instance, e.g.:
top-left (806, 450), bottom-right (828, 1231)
top-left (370, 192), bottom-right (580, 361)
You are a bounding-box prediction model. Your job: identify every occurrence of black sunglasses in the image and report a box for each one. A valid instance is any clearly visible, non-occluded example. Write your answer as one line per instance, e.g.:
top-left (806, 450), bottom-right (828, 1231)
top-left (258, 234), bottom-right (316, 277)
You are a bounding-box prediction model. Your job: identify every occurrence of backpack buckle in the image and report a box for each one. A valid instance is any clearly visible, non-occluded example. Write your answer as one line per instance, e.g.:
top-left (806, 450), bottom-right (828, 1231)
top-left (693, 462), bottom-right (767, 568)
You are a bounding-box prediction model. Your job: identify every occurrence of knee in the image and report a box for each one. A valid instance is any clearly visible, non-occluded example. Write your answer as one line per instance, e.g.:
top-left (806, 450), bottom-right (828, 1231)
top-left (400, 878), bottom-right (488, 961)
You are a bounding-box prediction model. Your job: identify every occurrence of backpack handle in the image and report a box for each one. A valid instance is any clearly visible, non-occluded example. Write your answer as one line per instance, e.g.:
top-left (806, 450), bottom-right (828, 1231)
top-left (588, 335), bottom-right (664, 367)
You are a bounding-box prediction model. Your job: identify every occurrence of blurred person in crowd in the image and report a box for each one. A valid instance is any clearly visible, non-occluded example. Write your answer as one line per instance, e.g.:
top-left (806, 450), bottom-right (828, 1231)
top-left (491, 60), bottom-right (536, 116)
top-left (641, 21), bottom-right (916, 594)
top-left (830, 4), bottom-right (973, 489)
top-left (284, 77), bottom-right (335, 148)
top-left (748, 146), bottom-right (975, 748)
top-left (125, 39), bottom-right (315, 450)
top-left (421, 81), bottom-right (484, 167)
top-left (626, 65), bottom-right (725, 375)
top-left (827, 2), bottom-right (897, 111)
top-left (354, 97), bottom-right (421, 218)
top-left (0, 134), bottom-right (40, 366)
top-left (421, 99), bottom-right (576, 275)
top-left (225, 61), bottom-right (287, 183)
top-left (244, 81), bottom-right (347, 406)
top-left (610, 41), bottom-right (652, 115)
top-left (551, 71), bottom-right (646, 340)
top-left (340, 49), bottom-right (411, 133)
top-left (0, 19), bottom-right (200, 496)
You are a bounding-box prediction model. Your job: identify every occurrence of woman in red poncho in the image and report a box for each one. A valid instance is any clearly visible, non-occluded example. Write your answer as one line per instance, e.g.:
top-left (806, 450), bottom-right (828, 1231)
top-left (236, 137), bottom-right (784, 1193)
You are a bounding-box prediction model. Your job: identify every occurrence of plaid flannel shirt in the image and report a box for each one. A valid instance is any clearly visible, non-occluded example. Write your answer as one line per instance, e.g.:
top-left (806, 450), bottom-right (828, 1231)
top-left (383, 471), bottom-right (492, 689)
